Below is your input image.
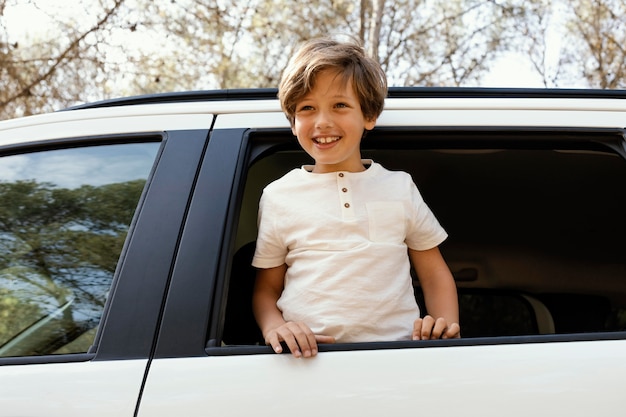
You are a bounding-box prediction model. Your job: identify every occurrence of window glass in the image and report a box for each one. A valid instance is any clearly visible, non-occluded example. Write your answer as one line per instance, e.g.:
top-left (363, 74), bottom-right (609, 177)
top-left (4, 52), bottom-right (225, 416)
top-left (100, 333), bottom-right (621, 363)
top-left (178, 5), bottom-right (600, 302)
top-left (0, 142), bottom-right (160, 357)
top-left (223, 138), bottom-right (626, 349)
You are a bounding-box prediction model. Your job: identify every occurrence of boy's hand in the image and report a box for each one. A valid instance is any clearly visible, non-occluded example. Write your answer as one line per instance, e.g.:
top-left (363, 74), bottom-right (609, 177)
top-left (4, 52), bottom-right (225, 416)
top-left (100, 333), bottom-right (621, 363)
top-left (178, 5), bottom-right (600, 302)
top-left (412, 315), bottom-right (461, 340)
top-left (264, 321), bottom-right (335, 358)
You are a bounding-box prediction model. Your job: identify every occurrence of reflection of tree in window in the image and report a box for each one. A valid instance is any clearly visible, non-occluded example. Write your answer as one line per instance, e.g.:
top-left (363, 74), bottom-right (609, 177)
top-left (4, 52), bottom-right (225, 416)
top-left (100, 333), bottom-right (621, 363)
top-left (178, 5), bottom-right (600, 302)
top-left (0, 178), bottom-right (146, 355)
top-left (0, 142), bottom-right (159, 356)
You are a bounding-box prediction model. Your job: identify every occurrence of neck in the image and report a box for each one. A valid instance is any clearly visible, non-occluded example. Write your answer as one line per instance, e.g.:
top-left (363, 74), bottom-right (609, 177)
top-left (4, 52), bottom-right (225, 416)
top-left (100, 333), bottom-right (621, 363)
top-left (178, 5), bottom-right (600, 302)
top-left (312, 160), bottom-right (366, 173)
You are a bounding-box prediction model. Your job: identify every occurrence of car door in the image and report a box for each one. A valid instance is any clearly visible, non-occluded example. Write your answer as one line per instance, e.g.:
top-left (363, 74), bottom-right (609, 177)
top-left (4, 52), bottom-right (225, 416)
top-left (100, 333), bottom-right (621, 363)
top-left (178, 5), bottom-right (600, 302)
top-left (0, 129), bottom-right (209, 417)
top-left (138, 126), bottom-right (626, 417)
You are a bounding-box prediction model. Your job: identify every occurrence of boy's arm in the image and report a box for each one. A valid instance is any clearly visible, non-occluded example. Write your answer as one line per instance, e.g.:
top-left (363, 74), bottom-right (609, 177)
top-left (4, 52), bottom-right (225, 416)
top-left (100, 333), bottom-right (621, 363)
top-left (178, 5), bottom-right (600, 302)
top-left (409, 247), bottom-right (461, 339)
top-left (252, 264), bottom-right (333, 357)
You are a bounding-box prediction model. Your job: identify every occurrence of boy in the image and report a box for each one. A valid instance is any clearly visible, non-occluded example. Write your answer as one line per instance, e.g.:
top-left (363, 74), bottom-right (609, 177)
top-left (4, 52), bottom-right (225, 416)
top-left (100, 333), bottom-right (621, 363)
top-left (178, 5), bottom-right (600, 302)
top-left (252, 37), bottom-right (460, 358)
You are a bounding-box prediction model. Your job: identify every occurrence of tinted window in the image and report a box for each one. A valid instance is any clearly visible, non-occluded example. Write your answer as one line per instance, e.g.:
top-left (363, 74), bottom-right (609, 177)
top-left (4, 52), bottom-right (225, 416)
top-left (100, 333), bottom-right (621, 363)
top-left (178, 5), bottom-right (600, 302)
top-left (221, 131), bottom-right (626, 350)
top-left (0, 142), bottom-right (159, 357)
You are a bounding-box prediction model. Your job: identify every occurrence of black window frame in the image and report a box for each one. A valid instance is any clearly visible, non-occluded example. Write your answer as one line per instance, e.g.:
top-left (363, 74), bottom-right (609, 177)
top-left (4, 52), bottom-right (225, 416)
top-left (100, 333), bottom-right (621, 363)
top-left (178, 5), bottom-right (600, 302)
top-left (0, 129), bottom-right (210, 365)
top-left (152, 126), bottom-right (626, 359)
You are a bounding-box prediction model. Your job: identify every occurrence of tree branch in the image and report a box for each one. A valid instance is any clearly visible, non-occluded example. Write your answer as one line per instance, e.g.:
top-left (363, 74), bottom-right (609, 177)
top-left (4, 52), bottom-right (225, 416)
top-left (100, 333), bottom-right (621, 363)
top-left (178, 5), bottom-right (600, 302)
top-left (0, 0), bottom-right (125, 109)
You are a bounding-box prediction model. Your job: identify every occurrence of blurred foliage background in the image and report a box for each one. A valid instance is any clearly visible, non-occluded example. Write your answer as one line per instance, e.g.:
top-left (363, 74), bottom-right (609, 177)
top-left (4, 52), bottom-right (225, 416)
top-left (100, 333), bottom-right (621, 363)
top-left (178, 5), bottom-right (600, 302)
top-left (1, 0), bottom-right (626, 120)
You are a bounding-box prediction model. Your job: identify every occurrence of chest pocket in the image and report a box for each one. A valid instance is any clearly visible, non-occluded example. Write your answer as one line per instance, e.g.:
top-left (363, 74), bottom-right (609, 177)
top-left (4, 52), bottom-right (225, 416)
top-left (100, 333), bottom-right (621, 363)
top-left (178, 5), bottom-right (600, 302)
top-left (366, 201), bottom-right (406, 243)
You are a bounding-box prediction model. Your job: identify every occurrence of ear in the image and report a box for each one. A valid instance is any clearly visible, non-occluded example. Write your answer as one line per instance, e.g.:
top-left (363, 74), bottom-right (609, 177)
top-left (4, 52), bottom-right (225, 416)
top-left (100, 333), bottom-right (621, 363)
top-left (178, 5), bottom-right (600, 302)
top-left (364, 117), bottom-right (377, 131)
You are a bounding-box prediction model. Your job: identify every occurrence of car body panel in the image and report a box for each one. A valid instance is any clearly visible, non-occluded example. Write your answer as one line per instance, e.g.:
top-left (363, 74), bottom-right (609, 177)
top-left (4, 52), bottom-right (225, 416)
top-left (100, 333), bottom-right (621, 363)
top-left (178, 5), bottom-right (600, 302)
top-left (0, 359), bottom-right (148, 416)
top-left (3, 95), bottom-right (626, 145)
top-left (0, 101), bottom-right (239, 143)
top-left (212, 97), bottom-right (626, 129)
top-left (138, 339), bottom-right (625, 417)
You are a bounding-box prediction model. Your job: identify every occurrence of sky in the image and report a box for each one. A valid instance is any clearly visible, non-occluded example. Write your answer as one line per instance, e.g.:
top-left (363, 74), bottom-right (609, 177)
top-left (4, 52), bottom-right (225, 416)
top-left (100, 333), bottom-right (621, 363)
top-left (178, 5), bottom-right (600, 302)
top-left (481, 54), bottom-right (545, 88)
top-left (0, 143), bottom-right (160, 189)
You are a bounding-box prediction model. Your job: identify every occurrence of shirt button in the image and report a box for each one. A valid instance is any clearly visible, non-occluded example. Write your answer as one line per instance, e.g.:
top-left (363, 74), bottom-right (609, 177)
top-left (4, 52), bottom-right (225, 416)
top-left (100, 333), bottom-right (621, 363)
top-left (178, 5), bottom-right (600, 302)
top-left (344, 203), bottom-right (350, 208)
top-left (342, 188), bottom-right (348, 192)
top-left (338, 173), bottom-right (344, 177)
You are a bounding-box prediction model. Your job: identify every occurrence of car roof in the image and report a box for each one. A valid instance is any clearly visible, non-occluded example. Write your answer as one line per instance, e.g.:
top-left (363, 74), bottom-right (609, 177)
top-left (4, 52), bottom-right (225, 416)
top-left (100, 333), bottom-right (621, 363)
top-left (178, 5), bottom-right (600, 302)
top-left (65, 87), bottom-right (626, 111)
top-left (1, 87), bottom-right (626, 146)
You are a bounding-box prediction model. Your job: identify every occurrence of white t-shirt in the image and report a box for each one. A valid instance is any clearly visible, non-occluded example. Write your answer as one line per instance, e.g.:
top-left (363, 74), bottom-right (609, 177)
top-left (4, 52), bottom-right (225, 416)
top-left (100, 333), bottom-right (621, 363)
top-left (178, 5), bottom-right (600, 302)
top-left (252, 160), bottom-right (448, 343)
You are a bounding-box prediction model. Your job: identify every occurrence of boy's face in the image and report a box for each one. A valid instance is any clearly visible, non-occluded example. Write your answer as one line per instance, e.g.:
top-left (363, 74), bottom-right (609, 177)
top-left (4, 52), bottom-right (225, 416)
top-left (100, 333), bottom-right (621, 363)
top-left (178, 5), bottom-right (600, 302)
top-left (292, 69), bottom-right (376, 173)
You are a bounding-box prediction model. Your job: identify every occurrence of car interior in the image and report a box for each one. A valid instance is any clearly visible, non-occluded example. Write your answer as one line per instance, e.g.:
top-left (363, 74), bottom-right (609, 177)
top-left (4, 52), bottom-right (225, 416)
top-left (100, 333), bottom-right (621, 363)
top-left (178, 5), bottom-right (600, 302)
top-left (222, 127), bottom-right (626, 346)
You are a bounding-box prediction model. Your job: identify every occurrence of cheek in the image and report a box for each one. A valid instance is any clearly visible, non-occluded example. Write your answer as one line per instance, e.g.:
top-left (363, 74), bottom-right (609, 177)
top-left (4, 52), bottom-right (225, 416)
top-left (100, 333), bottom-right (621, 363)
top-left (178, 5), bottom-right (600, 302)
top-left (291, 119), bottom-right (301, 137)
top-left (292, 122), bottom-right (307, 146)
top-left (292, 118), bottom-right (310, 137)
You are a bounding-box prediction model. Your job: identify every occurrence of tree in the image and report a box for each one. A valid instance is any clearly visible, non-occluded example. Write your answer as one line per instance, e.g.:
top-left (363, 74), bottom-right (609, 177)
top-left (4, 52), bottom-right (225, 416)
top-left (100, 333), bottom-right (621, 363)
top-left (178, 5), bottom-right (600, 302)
top-left (515, 0), bottom-right (560, 87)
top-left (136, 0), bottom-right (356, 91)
top-left (0, 0), bottom-right (133, 119)
top-left (356, 0), bottom-right (535, 86)
top-left (562, 0), bottom-right (626, 88)
top-left (3, 0), bottom-right (626, 120)
top-left (144, 0), bottom-right (534, 88)
top-left (517, 0), bottom-right (626, 88)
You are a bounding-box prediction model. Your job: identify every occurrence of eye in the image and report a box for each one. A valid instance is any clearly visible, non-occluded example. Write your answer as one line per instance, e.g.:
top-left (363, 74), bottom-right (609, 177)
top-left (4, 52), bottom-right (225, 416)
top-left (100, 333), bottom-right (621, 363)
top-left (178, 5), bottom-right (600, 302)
top-left (297, 104), bottom-right (314, 112)
top-left (335, 102), bottom-right (348, 108)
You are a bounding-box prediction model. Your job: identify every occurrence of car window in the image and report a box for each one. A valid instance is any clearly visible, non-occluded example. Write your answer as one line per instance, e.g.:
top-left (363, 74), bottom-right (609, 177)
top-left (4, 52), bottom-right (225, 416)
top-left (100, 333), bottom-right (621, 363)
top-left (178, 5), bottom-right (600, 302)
top-left (0, 141), bottom-right (160, 358)
top-left (219, 129), bottom-right (626, 351)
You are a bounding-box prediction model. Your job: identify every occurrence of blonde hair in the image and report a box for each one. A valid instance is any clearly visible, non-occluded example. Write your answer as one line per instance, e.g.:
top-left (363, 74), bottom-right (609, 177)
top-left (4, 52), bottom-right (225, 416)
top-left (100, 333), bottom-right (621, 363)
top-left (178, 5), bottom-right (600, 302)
top-left (278, 37), bottom-right (388, 126)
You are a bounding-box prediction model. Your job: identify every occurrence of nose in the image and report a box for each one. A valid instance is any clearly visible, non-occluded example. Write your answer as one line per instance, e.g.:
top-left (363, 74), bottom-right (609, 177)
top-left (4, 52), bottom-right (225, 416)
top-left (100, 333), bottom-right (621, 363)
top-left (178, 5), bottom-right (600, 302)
top-left (315, 110), bottom-right (333, 129)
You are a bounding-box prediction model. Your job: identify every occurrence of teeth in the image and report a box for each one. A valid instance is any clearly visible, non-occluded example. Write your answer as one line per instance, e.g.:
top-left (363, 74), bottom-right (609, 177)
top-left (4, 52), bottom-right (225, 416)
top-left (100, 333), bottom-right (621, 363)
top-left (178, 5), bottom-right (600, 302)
top-left (315, 136), bottom-right (340, 144)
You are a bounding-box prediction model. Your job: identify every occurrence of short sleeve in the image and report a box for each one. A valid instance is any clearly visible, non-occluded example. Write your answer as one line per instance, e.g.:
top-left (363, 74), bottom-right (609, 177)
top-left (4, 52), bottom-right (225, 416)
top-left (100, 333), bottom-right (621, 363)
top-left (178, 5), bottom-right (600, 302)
top-left (405, 181), bottom-right (448, 250)
top-left (251, 190), bottom-right (288, 269)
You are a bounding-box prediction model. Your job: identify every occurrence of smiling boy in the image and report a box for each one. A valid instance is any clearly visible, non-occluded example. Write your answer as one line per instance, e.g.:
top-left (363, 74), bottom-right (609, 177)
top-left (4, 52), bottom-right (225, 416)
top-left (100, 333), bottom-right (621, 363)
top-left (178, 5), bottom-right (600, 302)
top-left (252, 37), bottom-right (460, 358)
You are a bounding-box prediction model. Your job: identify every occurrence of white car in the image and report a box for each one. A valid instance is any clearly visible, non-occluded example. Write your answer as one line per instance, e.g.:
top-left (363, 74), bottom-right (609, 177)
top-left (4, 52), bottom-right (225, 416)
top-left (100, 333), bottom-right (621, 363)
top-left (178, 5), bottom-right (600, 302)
top-left (0, 88), bottom-right (624, 416)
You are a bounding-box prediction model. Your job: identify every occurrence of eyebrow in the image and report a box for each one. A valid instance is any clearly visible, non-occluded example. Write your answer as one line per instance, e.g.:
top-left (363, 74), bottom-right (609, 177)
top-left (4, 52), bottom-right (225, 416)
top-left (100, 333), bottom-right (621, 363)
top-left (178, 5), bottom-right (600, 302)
top-left (300, 92), bottom-right (353, 101)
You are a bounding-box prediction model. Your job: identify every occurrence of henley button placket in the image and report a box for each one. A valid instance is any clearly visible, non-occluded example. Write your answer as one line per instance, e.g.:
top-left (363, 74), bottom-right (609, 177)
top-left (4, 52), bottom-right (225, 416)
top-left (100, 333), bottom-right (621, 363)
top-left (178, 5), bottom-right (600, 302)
top-left (337, 172), bottom-right (355, 220)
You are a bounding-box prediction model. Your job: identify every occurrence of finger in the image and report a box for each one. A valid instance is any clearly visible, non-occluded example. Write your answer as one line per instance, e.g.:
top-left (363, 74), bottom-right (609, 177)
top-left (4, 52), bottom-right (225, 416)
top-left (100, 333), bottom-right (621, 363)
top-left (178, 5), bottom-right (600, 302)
top-left (443, 322), bottom-right (461, 339)
top-left (420, 315), bottom-right (436, 340)
top-left (412, 318), bottom-right (423, 340)
top-left (278, 327), bottom-right (303, 358)
top-left (315, 334), bottom-right (336, 344)
top-left (268, 325), bottom-right (302, 358)
top-left (293, 322), bottom-right (317, 357)
top-left (282, 321), bottom-right (322, 357)
top-left (413, 316), bottom-right (435, 340)
top-left (265, 332), bottom-right (283, 354)
top-left (432, 317), bottom-right (449, 339)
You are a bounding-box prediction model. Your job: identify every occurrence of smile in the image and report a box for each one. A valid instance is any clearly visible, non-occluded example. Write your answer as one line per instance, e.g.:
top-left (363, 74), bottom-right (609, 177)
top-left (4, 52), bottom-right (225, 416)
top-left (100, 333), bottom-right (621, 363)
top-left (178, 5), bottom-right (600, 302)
top-left (314, 136), bottom-right (340, 144)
